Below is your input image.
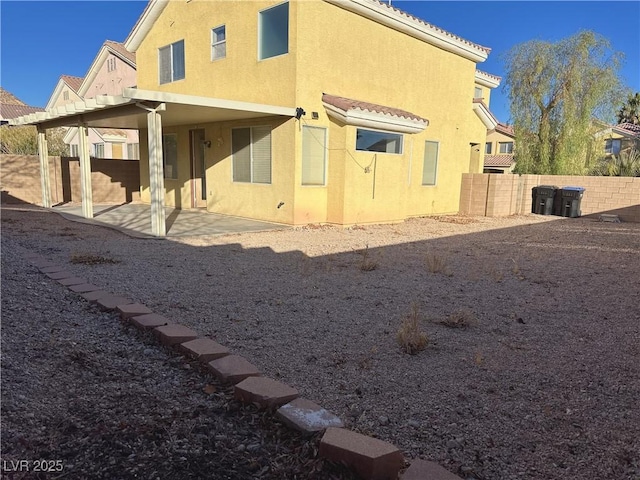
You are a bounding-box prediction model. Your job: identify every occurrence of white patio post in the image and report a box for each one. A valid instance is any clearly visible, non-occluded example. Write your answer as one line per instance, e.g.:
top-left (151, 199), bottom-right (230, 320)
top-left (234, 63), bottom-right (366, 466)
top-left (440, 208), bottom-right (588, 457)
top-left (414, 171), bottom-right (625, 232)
top-left (36, 127), bottom-right (52, 208)
top-left (77, 124), bottom-right (94, 219)
top-left (146, 105), bottom-right (166, 237)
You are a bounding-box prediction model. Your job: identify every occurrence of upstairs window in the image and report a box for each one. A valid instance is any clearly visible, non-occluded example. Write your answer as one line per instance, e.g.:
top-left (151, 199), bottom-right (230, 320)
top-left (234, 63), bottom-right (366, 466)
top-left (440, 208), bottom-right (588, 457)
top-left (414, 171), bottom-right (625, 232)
top-left (211, 25), bottom-right (226, 60)
top-left (63, 91), bottom-right (69, 101)
top-left (107, 57), bottom-right (116, 72)
top-left (356, 128), bottom-right (403, 154)
top-left (485, 142), bottom-right (492, 154)
top-left (259, 2), bottom-right (289, 60)
top-left (159, 40), bottom-right (185, 84)
top-left (474, 86), bottom-right (483, 99)
top-left (499, 141), bottom-right (514, 154)
top-left (605, 138), bottom-right (621, 155)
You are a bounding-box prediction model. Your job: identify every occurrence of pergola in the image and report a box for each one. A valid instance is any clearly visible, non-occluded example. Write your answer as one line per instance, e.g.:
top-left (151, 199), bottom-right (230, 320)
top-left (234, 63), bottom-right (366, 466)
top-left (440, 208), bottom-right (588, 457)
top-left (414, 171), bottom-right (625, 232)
top-left (10, 88), bottom-right (296, 236)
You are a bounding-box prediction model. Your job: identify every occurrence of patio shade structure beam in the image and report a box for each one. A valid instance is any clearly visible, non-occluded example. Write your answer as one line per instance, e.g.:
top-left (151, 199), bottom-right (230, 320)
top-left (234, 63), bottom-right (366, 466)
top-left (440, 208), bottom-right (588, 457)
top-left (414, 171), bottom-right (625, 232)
top-left (36, 127), bottom-right (51, 209)
top-left (77, 124), bottom-right (93, 219)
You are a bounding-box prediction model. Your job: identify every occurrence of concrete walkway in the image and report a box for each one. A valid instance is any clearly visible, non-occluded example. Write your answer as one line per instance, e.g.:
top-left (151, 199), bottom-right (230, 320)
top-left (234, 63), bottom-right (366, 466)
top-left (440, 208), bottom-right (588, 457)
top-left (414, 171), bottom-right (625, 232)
top-left (53, 203), bottom-right (289, 238)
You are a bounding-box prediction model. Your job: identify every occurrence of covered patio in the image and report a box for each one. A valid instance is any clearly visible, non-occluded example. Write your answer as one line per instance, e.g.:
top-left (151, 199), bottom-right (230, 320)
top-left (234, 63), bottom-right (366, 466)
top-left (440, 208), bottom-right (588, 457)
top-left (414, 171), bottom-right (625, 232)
top-left (9, 87), bottom-right (296, 237)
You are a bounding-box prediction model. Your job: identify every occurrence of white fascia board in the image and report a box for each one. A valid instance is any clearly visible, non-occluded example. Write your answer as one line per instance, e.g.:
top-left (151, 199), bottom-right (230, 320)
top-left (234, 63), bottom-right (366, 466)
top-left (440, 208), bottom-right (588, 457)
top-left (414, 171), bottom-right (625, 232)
top-left (124, 88), bottom-right (297, 117)
top-left (63, 127), bottom-right (77, 143)
top-left (324, 0), bottom-right (489, 63)
top-left (45, 79), bottom-right (66, 110)
top-left (323, 102), bottom-right (427, 134)
top-left (95, 95), bottom-right (130, 106)
top-left (102, 134), bottom-right (128, 143)
top-left (124, 0), bottom-right (169, 52)
top-left (473, 102), bottom-right (498, 130)
top-left (475, 70), bottom-right (501, 89)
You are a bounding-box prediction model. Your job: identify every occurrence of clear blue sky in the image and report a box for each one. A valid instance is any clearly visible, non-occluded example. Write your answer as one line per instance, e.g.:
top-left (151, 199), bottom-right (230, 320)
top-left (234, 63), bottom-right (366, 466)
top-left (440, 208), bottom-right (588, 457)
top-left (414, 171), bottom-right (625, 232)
top-left (1, 1), bottom-right (639, 124)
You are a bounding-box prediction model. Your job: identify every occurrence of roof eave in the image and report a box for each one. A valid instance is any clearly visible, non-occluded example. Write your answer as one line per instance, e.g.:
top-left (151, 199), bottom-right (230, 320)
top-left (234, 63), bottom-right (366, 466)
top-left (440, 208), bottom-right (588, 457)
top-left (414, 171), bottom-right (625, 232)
top-left (124, 0), bottom-right (169, 53)
top-left (324, 0), bottom-right (489, 63)
top-left (323, 102), bottom-right (428, 134)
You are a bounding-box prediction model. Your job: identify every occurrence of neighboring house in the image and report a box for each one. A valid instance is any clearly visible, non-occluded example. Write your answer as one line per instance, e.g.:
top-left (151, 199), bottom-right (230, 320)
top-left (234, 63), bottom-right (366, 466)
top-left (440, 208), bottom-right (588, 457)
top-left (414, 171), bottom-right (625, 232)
top-left (11, 0), bottom-right (504, 235)
top-left (594, 122), bottom-right (640, 157)
top-left (484, 123), bottom-right (515, 173)
top-left (0, 87), bottom-right (44, 125)
top-left (46, 75), bottom-right (84, 110)
top-left (61, 41), bottom-right (140, 159)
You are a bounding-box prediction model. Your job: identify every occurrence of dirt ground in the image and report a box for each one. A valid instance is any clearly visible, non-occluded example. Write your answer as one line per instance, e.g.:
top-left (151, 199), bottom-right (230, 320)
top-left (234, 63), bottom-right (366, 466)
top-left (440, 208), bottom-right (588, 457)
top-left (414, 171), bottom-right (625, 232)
top-left (2, 205), bottom-right (639, 479)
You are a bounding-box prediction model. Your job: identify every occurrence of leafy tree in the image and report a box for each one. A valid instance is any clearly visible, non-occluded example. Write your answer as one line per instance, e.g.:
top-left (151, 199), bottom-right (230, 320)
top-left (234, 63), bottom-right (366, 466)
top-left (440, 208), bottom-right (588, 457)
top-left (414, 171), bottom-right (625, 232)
top-left (616, 92), bottom-right (640, 125)
top-left (0, 125), bottom-right (68, 156)
top-left (504, 30), bottom-right (627, 175)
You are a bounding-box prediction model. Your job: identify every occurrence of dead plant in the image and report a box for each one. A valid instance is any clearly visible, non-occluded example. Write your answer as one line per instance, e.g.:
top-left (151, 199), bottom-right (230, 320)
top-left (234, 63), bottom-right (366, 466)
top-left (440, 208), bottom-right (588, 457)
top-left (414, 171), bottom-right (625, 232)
top-left (359, 245), bottom-right (378, 271)
top-left (397, 304), bottom-right (429, 354)
top-left (70, 253), bottom-right (120, 265)
top-left (425, 252), bottom-right (449, 274)
top-left (438, 309), bottom-right (477, 329)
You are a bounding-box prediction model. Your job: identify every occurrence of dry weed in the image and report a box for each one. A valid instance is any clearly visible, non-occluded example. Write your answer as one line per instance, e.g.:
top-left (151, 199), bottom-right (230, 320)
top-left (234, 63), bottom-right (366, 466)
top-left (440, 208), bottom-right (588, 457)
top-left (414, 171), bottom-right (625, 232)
top-left (397, 304), bottom-right (429, 354)
top-left (70, 253), bottom-right (120, 265)
top-left (438, 309), bottom-right (477, 328)
top-left (425, 252), bottom-right (449, 275)
top-left (359, 245), bottom-right (378, 271)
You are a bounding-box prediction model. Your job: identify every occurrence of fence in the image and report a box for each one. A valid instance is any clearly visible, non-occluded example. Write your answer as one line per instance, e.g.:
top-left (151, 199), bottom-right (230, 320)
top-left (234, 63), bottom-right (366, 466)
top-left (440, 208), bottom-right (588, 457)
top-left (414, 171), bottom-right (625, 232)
top-left (0, 154), bottom-right (140, 206)
top-left (460, 173), bottom-right (640, 223)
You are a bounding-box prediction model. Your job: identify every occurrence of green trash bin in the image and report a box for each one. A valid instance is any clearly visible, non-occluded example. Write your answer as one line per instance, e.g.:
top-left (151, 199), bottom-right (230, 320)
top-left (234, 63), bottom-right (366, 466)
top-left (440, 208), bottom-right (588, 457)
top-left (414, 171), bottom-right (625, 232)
top-left (556, 187), bottom-right (585, 218)
top-left (532, 185), bottom-right (558, 215)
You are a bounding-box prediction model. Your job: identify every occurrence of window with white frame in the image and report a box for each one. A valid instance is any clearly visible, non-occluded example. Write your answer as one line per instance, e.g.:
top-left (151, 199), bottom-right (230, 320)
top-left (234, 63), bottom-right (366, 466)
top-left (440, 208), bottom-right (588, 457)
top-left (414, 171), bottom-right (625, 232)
top-left (69, 144), bottom-right (79, 157)
top-left (127, 143), bottom-right (140, 160)
top-left (259, 2), bottom-right (289, 60)
top-left (485, 142), bottom-right (492, 154)
top-left (232, 126), bottom-right (272, 184)
top-left (422, 141), bottom-right (439, 186)
top-left (211, 25), bottom-right (226, 60)
top-left (356, 128), bottom-right (403, 154)
top-left (474, 86), bottom-right (483, 99)
top-left (605, 138), bottom-right (621, 155)
top-left (93, 143), bottom-right (105, 157)
top-left (302, 126), bottom-right (326, 186)
top-left (162, 134), bottom-right (179, 179)
top-left (499, 141), bottom-right (514, 154)
top-left (159, 40), bottom-right (185, 84)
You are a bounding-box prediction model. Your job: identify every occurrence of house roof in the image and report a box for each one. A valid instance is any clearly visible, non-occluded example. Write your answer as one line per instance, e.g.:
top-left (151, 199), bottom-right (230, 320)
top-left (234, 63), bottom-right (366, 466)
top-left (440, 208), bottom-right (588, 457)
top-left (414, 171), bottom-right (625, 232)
top-left (61, 75), bottom-right (84, 93)
top-left (126, 0), bottom-right (490, 62)
top-left (322, 94), bottom-right (427, 123)
top-left (475, 70), bottom-right (501, 88)
top-left (614, 123), bottom-right (640, 136)
top-left (484, 154), bottom-right (514, 168)
top-left (104, 40), bottom-right (136, 65)
top-left (0, 87), bottom-right (44, 120)
top-left (493, 122), bottom-right (515, 137)
top-left (322, 93), bottom-right (428, 133)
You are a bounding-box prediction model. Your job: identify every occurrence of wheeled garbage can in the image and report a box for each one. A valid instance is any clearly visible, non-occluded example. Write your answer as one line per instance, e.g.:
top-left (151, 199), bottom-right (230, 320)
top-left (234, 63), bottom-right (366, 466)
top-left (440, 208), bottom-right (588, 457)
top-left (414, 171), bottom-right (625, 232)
top-left (532, 185), bottom-right (558, 215)
top-left (556, 187), bottom-right (585, 218)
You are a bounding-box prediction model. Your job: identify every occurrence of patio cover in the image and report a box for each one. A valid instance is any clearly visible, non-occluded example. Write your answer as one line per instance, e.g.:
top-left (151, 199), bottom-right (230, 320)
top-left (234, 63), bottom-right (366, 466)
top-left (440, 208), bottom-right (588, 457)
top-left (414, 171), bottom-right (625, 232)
top-left (9, 88), bottom-right (297, 237)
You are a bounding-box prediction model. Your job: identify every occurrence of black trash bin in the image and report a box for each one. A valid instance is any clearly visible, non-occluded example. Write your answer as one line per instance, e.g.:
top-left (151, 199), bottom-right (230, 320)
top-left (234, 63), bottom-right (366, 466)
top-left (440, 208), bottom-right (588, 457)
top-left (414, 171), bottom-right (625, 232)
top-left (532, 185), bottom-right (558, 215)
top-left (556, 187), bottom-right (585, 218)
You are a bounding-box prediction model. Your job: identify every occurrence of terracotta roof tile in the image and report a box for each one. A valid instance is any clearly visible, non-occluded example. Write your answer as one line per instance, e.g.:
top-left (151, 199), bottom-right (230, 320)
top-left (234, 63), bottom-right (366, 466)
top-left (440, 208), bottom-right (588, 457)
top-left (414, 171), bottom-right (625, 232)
top-left (96, 128), bottom-right (128, 137)
top-left (0, 103), bottom-right (44, 120)
top-left (322, 93), bottom-right (427, 123)
top-left (105, 40), bottom-right (136, 64)
top-left (484, 154), bottom-right (514, 167)
top-left (0, 87), bottom-right (26, 106)
top-left (494, 122), bottom-right (515, 136)
top-left (615, 123), bottom-right (640, 135)
top-left (61, 75), bottom-right (84, 93)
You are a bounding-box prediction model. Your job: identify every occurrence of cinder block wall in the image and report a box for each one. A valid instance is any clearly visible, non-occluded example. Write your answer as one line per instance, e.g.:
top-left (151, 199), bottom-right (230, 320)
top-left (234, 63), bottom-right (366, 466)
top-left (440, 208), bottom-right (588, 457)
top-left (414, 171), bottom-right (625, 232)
top-left (0, 155), bottom-right (140, 206)
top-left (460, 174), bottom-right (640, 223)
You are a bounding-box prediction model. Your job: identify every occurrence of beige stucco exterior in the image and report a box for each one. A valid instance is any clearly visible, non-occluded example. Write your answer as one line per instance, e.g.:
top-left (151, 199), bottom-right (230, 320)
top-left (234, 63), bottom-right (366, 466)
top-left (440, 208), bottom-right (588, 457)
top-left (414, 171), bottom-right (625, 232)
top-left (133, 0), bottom-right (497, 225)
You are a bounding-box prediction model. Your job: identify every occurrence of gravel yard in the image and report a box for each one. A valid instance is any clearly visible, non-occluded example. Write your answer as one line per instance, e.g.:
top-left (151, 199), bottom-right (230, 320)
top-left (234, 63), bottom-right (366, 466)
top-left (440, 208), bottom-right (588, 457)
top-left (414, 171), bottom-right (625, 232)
top-left (1, 204), bottom-right (639, 480)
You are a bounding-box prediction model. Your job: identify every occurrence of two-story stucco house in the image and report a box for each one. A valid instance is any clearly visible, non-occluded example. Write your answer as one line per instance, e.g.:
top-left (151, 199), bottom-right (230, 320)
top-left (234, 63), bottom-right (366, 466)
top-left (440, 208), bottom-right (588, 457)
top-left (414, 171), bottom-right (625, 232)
top-left (124, 0), bottom-right (500, 226)
top-left (484, 122), bottom-right (515, 173)
top-left (11, 0), bottom-right (502, 236)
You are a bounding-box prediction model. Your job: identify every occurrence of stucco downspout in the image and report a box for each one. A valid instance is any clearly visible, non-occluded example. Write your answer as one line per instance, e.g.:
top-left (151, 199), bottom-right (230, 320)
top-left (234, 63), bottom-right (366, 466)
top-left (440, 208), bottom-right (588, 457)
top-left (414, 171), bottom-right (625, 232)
top-left (77, 124), bottom-right (94, 219)
top-left (141, 103), bottom-right (167, 237)
top-left (36, 127), bottom-right (52, 208)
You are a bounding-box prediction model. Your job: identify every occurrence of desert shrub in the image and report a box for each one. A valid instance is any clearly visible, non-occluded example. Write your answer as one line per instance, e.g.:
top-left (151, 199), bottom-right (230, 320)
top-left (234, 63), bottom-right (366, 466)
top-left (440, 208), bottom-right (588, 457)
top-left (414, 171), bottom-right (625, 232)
top-left (397, 304), bottom-right (428, 354)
